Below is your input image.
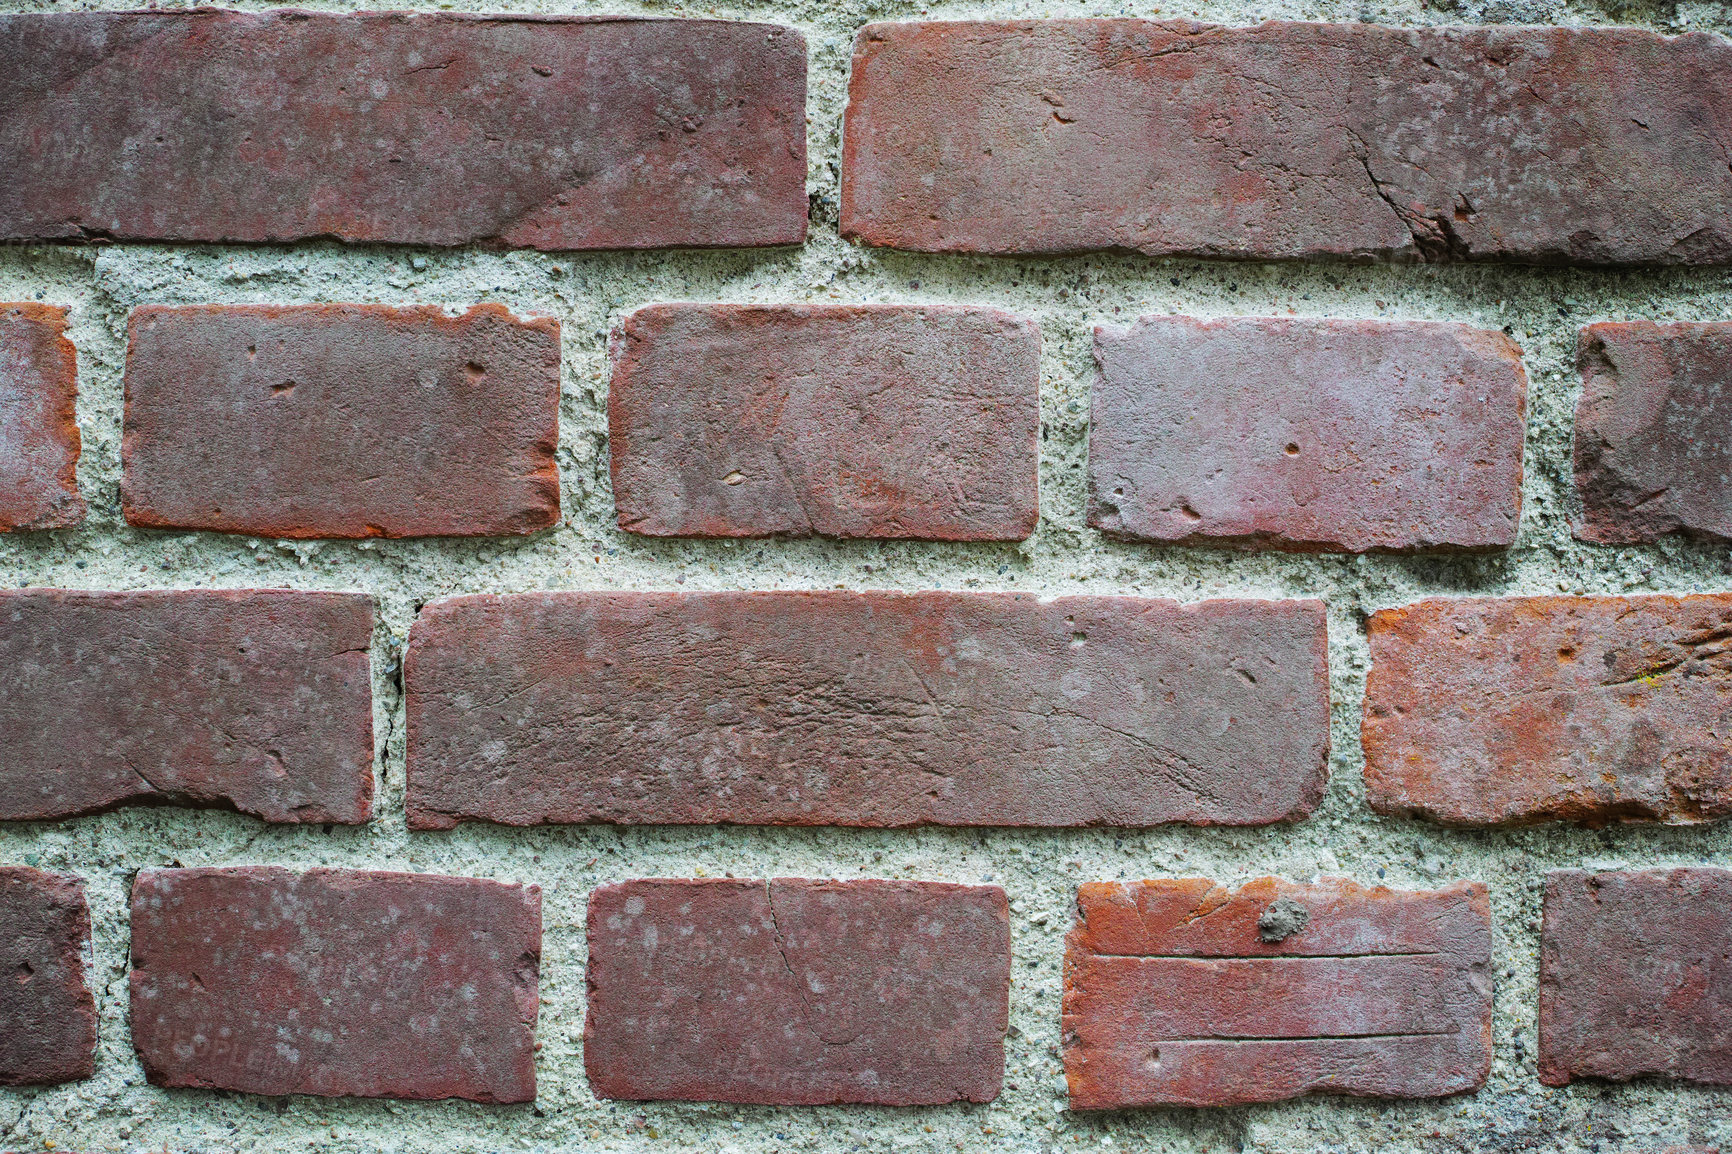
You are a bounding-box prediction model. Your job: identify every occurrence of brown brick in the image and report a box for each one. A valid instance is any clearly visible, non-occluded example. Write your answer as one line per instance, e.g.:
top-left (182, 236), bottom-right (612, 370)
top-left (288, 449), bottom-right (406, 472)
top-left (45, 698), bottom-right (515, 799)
top-left (122, 305), bottom-right (559, 539)
top-left (1575, 322), bottom-right (1732, 543)
top-left (0, 10), bottom-right (806, 249)
top-left (0, 303), bottom-right (83, 531)
top-left (404, 592), bottom-right (1329, 830)
top-left (1063, 877), bottom-right (1492, 1108)
top-left (130, 867), bottom-right (540, 1102)
top-left (584, 878), bottom-right (1008, 1104)
top-left (1541, 868), bottom-right (1732, 1086)
top-left (841, 21), bottom-right (1732, 264)
top-left (0, 589), bottom-right (374, 824)
top-left (1363, 595), bottom-right (1732, 827)
top-left (1089, 316), bottom-right (1527, 551)
top-left (609, 304), bottom-right (1040, 540)
top-left (0, 868), bottom-right (95, 1086)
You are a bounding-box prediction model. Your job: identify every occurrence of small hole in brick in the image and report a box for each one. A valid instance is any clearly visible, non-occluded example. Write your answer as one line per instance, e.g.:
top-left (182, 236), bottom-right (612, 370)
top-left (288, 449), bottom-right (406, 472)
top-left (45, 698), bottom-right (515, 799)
top-left (722, 471), bottom-right (746, 486)
top-left (1179, 504), bottom-right (1202, 523)
top-left (1070, 632), bottom-right (1087, 647)
top-left (15, 961), bottom-right (33, 984)
top-left (271, 380), bottom-right (295, 397)
top-left (1143, 1048), bottom-right (1161, 1070)
top-left (1284, 442), bottom-right (1300, 456)
top-left (465, 361), bottom-right (486, 381)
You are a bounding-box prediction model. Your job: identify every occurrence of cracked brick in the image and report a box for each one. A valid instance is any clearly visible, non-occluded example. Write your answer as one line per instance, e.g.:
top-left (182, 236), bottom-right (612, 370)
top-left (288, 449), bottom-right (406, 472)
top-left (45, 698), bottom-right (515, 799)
top-left (841, 21), bottom-right (1732, 264)
top-left (403, 591), bottom-right (1330, 829)
top-left (0, 589), bottom-right (375, 823)
top-left (0, 10), bottom-right (807, 249)
top-left (584, 878), bottom-right (1009, 1104)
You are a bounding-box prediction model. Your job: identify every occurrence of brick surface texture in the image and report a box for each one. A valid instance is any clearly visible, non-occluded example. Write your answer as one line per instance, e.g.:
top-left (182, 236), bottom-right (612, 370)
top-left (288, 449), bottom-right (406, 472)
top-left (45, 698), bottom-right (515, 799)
top-left (1062, 877), bottom-right (1493, 1107)
top-left (129, 867), bottom-right (541, 1102)
top-left (609, 304), bottom-right (1040, 540)
top-left (1575, 321), bottom-right (1732, 544)
top-left (0, 868), bottom-right (95, 1086)
top-left (404, 591), bottom-right (1330, 830)
top-left (1363, 594), bottom-right (1732, 827)
top-left (841, 21), bottom-right (1732, 263)
top-left (0, 10), bottom-right (808, 249)
top-left (1088, 316), bottom-right (1528, 551)
top-left (584, 878), bottom-right (1009, 1104)
top-left (0, 303), bottom-right (83, 531)
top-left (122, 304), bottom-right (560, 539)
top-left (1541, 868), bottom-right (1732, 1086)
top-left (0, 589), bottom-right (375, 823)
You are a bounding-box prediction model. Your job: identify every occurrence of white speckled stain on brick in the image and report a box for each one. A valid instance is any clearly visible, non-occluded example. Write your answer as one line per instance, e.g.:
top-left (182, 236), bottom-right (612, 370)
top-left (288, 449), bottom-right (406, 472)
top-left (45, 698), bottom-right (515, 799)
top-left (2, 0), bottom-right (1732, 1151)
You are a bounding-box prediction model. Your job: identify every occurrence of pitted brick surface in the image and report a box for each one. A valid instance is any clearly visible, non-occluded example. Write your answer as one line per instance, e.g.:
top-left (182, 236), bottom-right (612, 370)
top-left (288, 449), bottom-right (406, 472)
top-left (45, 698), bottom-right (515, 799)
top-left (0, 10), bottom-right (807, 249)
top-left (1088, 316), bottom-right (1527, 551)
top-left (0, 589), bottom-right (375, 823)
top-left (1363, 595), bottom-right (1732, 827)
top-left (404, 591), bottom-right (1330, 829)
top-left (129, 867), bottom-right (541, 1102)
top-left (1541, 869), bottom-right (1732, 1086)
top-left (0, 303), bottom-right (83, 531)
top-left (584, 878), bottom-right (1009, 1104)
top-left (122, 304), bottom-right (560, 539)
top-left (609, 304), bottom-right (1040, 540)
top-left (0, 868), bottom-right (95, 1086)
top-left (1063, 877), bottom-right (1492, 1107)
top-left (842, 21), bottom-right (1732, 264)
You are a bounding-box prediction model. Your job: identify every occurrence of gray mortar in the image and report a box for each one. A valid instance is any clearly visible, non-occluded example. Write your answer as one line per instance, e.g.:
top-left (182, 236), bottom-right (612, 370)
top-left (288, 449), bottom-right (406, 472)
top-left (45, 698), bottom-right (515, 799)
top-left (3, 0), bottom-right (1732, 1150)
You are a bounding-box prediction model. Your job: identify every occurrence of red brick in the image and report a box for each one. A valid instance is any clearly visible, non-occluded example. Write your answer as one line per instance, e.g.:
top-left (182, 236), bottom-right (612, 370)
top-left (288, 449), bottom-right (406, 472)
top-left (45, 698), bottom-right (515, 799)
top-left (1063, 877), bottom-right (1491, 1108)
top-left (404, 592), bottom-right (1329, 829)
top-left (0, 868), bottom-right (95, 1086)
top-left (0, 11), bottom-right (806, 249)
top-left (609, 304), bottom-right (1040, 540)
top-left (0, 589), bottom-right (374, 824)
top-left (0, 303), bottom-right (83, 531)
top-left (1575, 322), bottom-right (1732, 543)
top-left (129, 867), bottom-right (540, 1102)
top-left (122, 305), bottom-right (559, 539)
top-left (841, 21), bottom-right (1732, 264)
top-left (584, 878), bottom-right (1008, 1104)
top-left (1363, 595), bottom-right (1732, 827)
top-left (1540, 868), bottom-right (1732, 1086)
top-left (1089, 316), bottom-right (1527, 551)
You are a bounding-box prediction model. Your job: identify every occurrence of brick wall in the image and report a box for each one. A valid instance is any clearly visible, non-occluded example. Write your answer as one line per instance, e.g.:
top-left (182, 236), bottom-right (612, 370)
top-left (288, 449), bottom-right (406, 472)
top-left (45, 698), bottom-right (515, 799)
top-left (2, 1), bottom-right (1731, 1152)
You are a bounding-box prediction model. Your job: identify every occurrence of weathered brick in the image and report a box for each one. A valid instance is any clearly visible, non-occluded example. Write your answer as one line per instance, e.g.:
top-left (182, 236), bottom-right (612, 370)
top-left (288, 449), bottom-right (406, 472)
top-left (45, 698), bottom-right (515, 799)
top-left (1363, 595), bottom-right (1732, 826)
top-left (1575, 322), bottom-right (1732, 543)
top-left (122, 305), bottom-right (559, 539)
top-left (130, 867), bottom-right (540, 1102)
top-left (585, 878), bottom-right (1008, 1104)
top-left (0, 868), bottom-right (95, 1086)
top-left (404, 592), bottom-right (1329, 829)
top-left (1089, 316), bottom-right (1527, 551)
top-left (0, 10), bottom-right (806, 249)
top-left (841, 21), bottom-right (1732, 264)
top-left (0, 303), bottom-right (83, 531)
top-left (609, 304), bottom-right (1040, 540)
top-left (0, 589), bottom-right (374, 823)
top-left (1541, 868), bottom-right (1732, 1086)
top-left (1063, 877), bottom-right (1492, 1108)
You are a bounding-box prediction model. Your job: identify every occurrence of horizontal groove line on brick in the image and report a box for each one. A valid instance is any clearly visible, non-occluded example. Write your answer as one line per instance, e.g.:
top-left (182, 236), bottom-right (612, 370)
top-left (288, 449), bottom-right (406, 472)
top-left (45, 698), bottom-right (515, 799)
top-left (1151, 1030), bottom-right (1461, 1043)
top-left (1085, 950), bottom-right (1444, 960)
